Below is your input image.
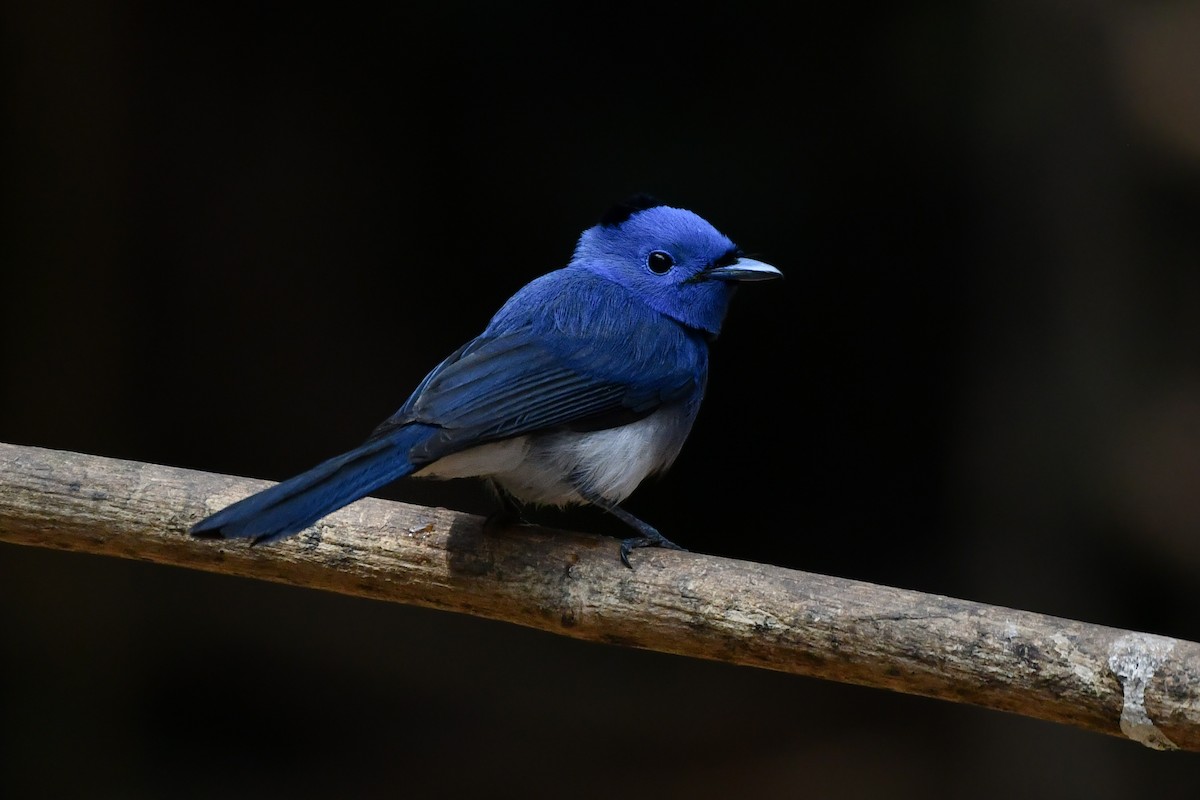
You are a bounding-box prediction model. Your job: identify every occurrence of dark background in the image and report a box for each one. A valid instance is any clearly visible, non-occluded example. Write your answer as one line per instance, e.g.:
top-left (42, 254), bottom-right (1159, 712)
top-left (3, 2), bottom-right (1200, 797)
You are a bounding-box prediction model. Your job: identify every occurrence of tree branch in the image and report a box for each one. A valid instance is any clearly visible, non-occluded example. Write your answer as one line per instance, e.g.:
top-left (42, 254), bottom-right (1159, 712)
top-left (1, 441), bottom-right (1197, 752)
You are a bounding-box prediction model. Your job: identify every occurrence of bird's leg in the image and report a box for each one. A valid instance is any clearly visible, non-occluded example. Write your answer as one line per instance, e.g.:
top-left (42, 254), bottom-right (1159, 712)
top-left (484, 483), bottom-right (527, 531)
top-left (580, 492), bottom-right (685, 568)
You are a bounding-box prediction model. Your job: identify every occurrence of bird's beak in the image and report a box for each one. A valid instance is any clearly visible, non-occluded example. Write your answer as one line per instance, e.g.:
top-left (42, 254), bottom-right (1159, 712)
top-left (702, 257), bottom-right (783, 282)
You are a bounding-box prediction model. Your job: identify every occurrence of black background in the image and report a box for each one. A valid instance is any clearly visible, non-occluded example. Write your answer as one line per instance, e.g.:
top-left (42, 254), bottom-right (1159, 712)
top-left (4, 2), bottom-right (1200, 797)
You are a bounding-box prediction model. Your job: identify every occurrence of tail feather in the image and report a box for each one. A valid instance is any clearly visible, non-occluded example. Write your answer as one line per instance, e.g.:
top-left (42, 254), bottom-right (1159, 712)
top-left (191, 424), bottom-right (435, 544)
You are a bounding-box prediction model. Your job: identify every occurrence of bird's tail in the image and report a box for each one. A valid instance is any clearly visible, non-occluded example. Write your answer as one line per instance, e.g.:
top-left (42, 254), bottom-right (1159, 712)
top-left (190, 424), bottom-right (436, 545)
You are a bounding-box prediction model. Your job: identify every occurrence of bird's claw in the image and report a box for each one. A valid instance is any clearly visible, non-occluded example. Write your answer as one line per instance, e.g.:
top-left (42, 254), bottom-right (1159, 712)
top-left (618, 533), bottom-right (686, 569)
top-left (484, 507), bottom-right (528, 532)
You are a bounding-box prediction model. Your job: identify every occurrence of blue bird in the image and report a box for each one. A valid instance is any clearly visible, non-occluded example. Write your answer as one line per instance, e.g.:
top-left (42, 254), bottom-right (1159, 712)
top-left (191, 195), bottom-right (782, 566)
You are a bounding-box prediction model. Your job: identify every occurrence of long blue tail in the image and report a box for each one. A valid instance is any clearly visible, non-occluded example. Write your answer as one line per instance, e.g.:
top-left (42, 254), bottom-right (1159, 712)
top-left (190, 424), bottom-right (436, 545)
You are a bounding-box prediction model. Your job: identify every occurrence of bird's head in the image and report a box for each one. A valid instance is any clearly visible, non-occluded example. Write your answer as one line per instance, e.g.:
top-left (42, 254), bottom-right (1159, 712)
top-left (570, 195), bottom-right (782, 336)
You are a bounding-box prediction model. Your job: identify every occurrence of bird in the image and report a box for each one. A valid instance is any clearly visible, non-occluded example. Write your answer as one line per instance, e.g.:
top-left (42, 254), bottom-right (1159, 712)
top-left (191, 194), bottom-right (782, 566)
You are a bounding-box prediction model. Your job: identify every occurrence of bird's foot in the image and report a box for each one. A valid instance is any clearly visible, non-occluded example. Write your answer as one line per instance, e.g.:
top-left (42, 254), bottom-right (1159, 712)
top-left (484, 485), bottom-right (529, 532)
top-left (484, 501), bottom-right (532, 532)
top-left (580, 496), bottom-right (687, 568)
top-left (483, 507), bottom-right (527, 532)
top-left (618, 531), bottom-right (686, 569)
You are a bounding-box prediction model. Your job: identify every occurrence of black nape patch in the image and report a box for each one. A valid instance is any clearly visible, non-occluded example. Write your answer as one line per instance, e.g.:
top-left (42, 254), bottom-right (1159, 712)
top-left (599, 193), bottom-right (664, 227)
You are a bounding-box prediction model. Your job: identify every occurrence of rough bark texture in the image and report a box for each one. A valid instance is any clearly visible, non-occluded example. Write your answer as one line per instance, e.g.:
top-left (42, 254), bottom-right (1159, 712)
top-left (1, 441), bottom-right (1197, 752)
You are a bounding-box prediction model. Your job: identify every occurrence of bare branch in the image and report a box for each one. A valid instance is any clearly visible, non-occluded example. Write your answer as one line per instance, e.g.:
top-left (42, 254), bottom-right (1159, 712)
top-left (1, 441), bottom-right (1197, 752)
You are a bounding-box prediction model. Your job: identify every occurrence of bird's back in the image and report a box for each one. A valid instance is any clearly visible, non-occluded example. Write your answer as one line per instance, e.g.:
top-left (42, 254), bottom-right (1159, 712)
top-left (405, 268), bottom-right (712, 506)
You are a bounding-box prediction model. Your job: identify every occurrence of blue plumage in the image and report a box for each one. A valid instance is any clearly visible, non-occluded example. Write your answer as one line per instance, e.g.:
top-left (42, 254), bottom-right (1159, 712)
top-left (191, 197), bottom-right (781, 565)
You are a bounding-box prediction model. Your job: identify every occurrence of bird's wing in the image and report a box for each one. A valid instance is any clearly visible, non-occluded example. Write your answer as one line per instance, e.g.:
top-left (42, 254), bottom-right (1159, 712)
top-left (368, 299), bottom-right (705, 463)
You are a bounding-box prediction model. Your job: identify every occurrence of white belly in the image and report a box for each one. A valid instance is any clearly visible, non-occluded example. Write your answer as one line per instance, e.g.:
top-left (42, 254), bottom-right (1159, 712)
top-left (412, 408), bottom-right (693, 508)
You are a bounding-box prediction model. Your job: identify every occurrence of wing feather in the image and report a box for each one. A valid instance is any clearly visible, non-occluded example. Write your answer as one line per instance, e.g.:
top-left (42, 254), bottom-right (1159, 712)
top-left (369, 271), bottom-right (707, 462)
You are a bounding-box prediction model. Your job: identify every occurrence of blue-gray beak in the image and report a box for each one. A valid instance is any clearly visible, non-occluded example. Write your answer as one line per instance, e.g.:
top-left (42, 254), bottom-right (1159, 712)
top-left (703, 257), bottom-right (783, 282)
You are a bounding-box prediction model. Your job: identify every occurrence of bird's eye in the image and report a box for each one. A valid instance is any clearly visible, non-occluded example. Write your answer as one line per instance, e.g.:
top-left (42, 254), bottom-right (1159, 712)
top-left (647, 251), bottom-right (674, 274)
